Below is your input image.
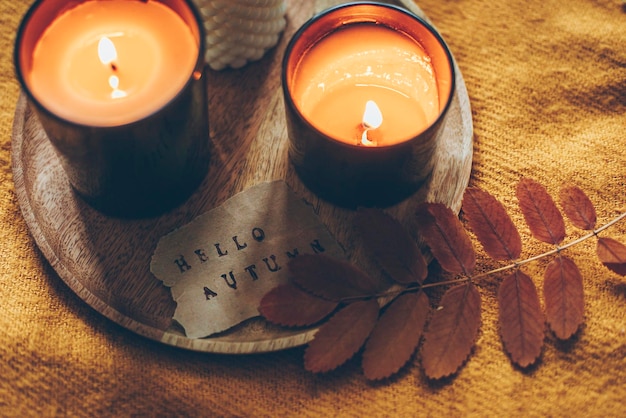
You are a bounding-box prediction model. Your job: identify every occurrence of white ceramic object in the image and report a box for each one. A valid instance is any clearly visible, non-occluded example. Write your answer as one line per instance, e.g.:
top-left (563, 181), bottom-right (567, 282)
top-left (195, 0), bottom-right (287, 70)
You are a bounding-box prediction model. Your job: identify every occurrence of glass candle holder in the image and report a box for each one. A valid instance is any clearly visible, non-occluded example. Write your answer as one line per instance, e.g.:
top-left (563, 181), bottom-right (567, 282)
top-left (282, 2), bottom-right (455, 208)
top-left (14, 0), bottom-right (210, 217)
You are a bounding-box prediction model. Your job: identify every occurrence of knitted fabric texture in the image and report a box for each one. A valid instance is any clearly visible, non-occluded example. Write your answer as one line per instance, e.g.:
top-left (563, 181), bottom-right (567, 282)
top-left (1, 0), bottom-right (624, 416)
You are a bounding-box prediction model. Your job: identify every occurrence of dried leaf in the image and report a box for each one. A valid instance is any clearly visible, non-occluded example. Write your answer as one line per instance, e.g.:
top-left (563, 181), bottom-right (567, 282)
top-left (543, 256), bottom-right (584, 340)
top-left (462, 187), bottom-right (522, 261)
top-left (498, 270), bottom-right (544, 367)
top-left (559, 185), bottom-right (597, 230)
top-left (258, 284), bottom-right (338, 327)
top-left (415, 203), bottom-right (476, 276)
top-left (362, 291), bottom-right (430, 380)
top-left (304, 299), bottom-right (379, 373)
top-left (289, 254), bottom-right (389, 301)
top-left (516, 178), bottom-right (566, 245)
top-left (421, 283), bottom-right (481, 379)
top-left (597, 237), bottom-right (626, 276)
top-left (355, 208), bottom-right (428, 284)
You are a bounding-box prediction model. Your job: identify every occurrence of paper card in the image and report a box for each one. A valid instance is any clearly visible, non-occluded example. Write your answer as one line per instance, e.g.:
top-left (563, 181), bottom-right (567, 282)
top-left (150, 180), bottom-right (345, 339)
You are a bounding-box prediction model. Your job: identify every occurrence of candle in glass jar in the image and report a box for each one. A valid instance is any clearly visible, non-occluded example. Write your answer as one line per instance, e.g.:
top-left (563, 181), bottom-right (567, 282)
top-left (15, 0), bottom-right (209, 216)
top-left (282, 3), bottom-right (455, 207)
top-left (25, 0), bottom-right (198, 127)
top-left (291, 23), bottom-right (440, 147)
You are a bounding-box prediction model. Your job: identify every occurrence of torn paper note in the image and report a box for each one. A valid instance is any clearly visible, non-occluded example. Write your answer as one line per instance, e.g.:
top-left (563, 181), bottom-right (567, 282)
top-left (150, 180), bottom-right (345, 339)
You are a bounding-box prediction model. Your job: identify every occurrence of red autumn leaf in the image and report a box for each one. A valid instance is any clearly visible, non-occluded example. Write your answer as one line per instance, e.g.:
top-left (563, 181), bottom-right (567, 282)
top-left (462, 187), bottom-right (522, 261)
top-left (421, 282), bottom-right (481, 379)
top-left (289, 254), bottom-right (389, 301)
top-left (543, 256), bottom-right (585, 340)
top-left (258, 284), bottom-right (339, 327)
top-left (597, 237), bottom-right (626, 276)
top-left (498, 270), bottom-right (544, 368)
top-left (354, 208), bottom-right (428, 284)
top-left (415, 203), bottom-right (476, 276)
top-left (559, 185), bottom-right (597, 230)
top-left (516, 178), bottom-right (566, 245)
top-left (304, 299), bottom-right (379, 373)
top-left (362, 291), bottom-right (430, 380)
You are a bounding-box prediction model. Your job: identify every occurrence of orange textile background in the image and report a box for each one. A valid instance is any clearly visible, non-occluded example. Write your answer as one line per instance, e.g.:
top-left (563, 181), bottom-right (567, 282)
top-left (1, 0), bottom-right (625, 416)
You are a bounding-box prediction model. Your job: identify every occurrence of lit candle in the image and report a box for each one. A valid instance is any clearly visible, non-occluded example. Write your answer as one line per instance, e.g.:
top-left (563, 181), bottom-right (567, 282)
top-left (282, 3), bottom-right (455, 207)
top-left (291, 23), bottom-right (440, 146)
top-left (15, 0), bottom-right (210, 216)
top-left (25, 1), bottom-right (198, 127)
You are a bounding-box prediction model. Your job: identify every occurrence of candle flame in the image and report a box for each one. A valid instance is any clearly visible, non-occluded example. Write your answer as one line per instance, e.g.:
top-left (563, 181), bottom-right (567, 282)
top-left (363, 100), bottom-right (383, 130)
top-left (98, 36), bottom-right (117, 66)
top-left (99, 38), bottom-right (126, 98)
top-left (361, 100), bottom-right (383, 146)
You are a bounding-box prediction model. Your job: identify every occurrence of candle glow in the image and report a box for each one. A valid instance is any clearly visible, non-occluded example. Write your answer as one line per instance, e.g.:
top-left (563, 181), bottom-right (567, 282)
top-left (291, 23), bottom-right (440, 146)
top-left (24, 1), bottom-right (198, 127)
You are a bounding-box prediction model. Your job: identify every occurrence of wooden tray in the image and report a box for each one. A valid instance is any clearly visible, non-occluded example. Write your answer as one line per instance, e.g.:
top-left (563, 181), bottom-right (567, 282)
top-left (11, 0), bottom-right (473, 354)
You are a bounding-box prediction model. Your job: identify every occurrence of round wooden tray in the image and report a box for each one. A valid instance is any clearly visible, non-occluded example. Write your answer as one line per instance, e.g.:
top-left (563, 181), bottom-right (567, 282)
top-left (11, 0), bottom-right (473, 354)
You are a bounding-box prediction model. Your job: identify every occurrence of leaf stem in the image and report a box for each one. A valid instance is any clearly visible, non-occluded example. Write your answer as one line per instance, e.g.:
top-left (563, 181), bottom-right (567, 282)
top-left (342, 210), bottom-right (626, 302)
top-left (421, 277), bottom-right (470, 289)
top-left (472, 210), bottom-right (626, 280)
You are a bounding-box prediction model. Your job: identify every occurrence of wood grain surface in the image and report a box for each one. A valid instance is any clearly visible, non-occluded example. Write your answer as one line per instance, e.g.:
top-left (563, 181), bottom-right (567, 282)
top-left (11, 0), bottom-right (473, 353)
